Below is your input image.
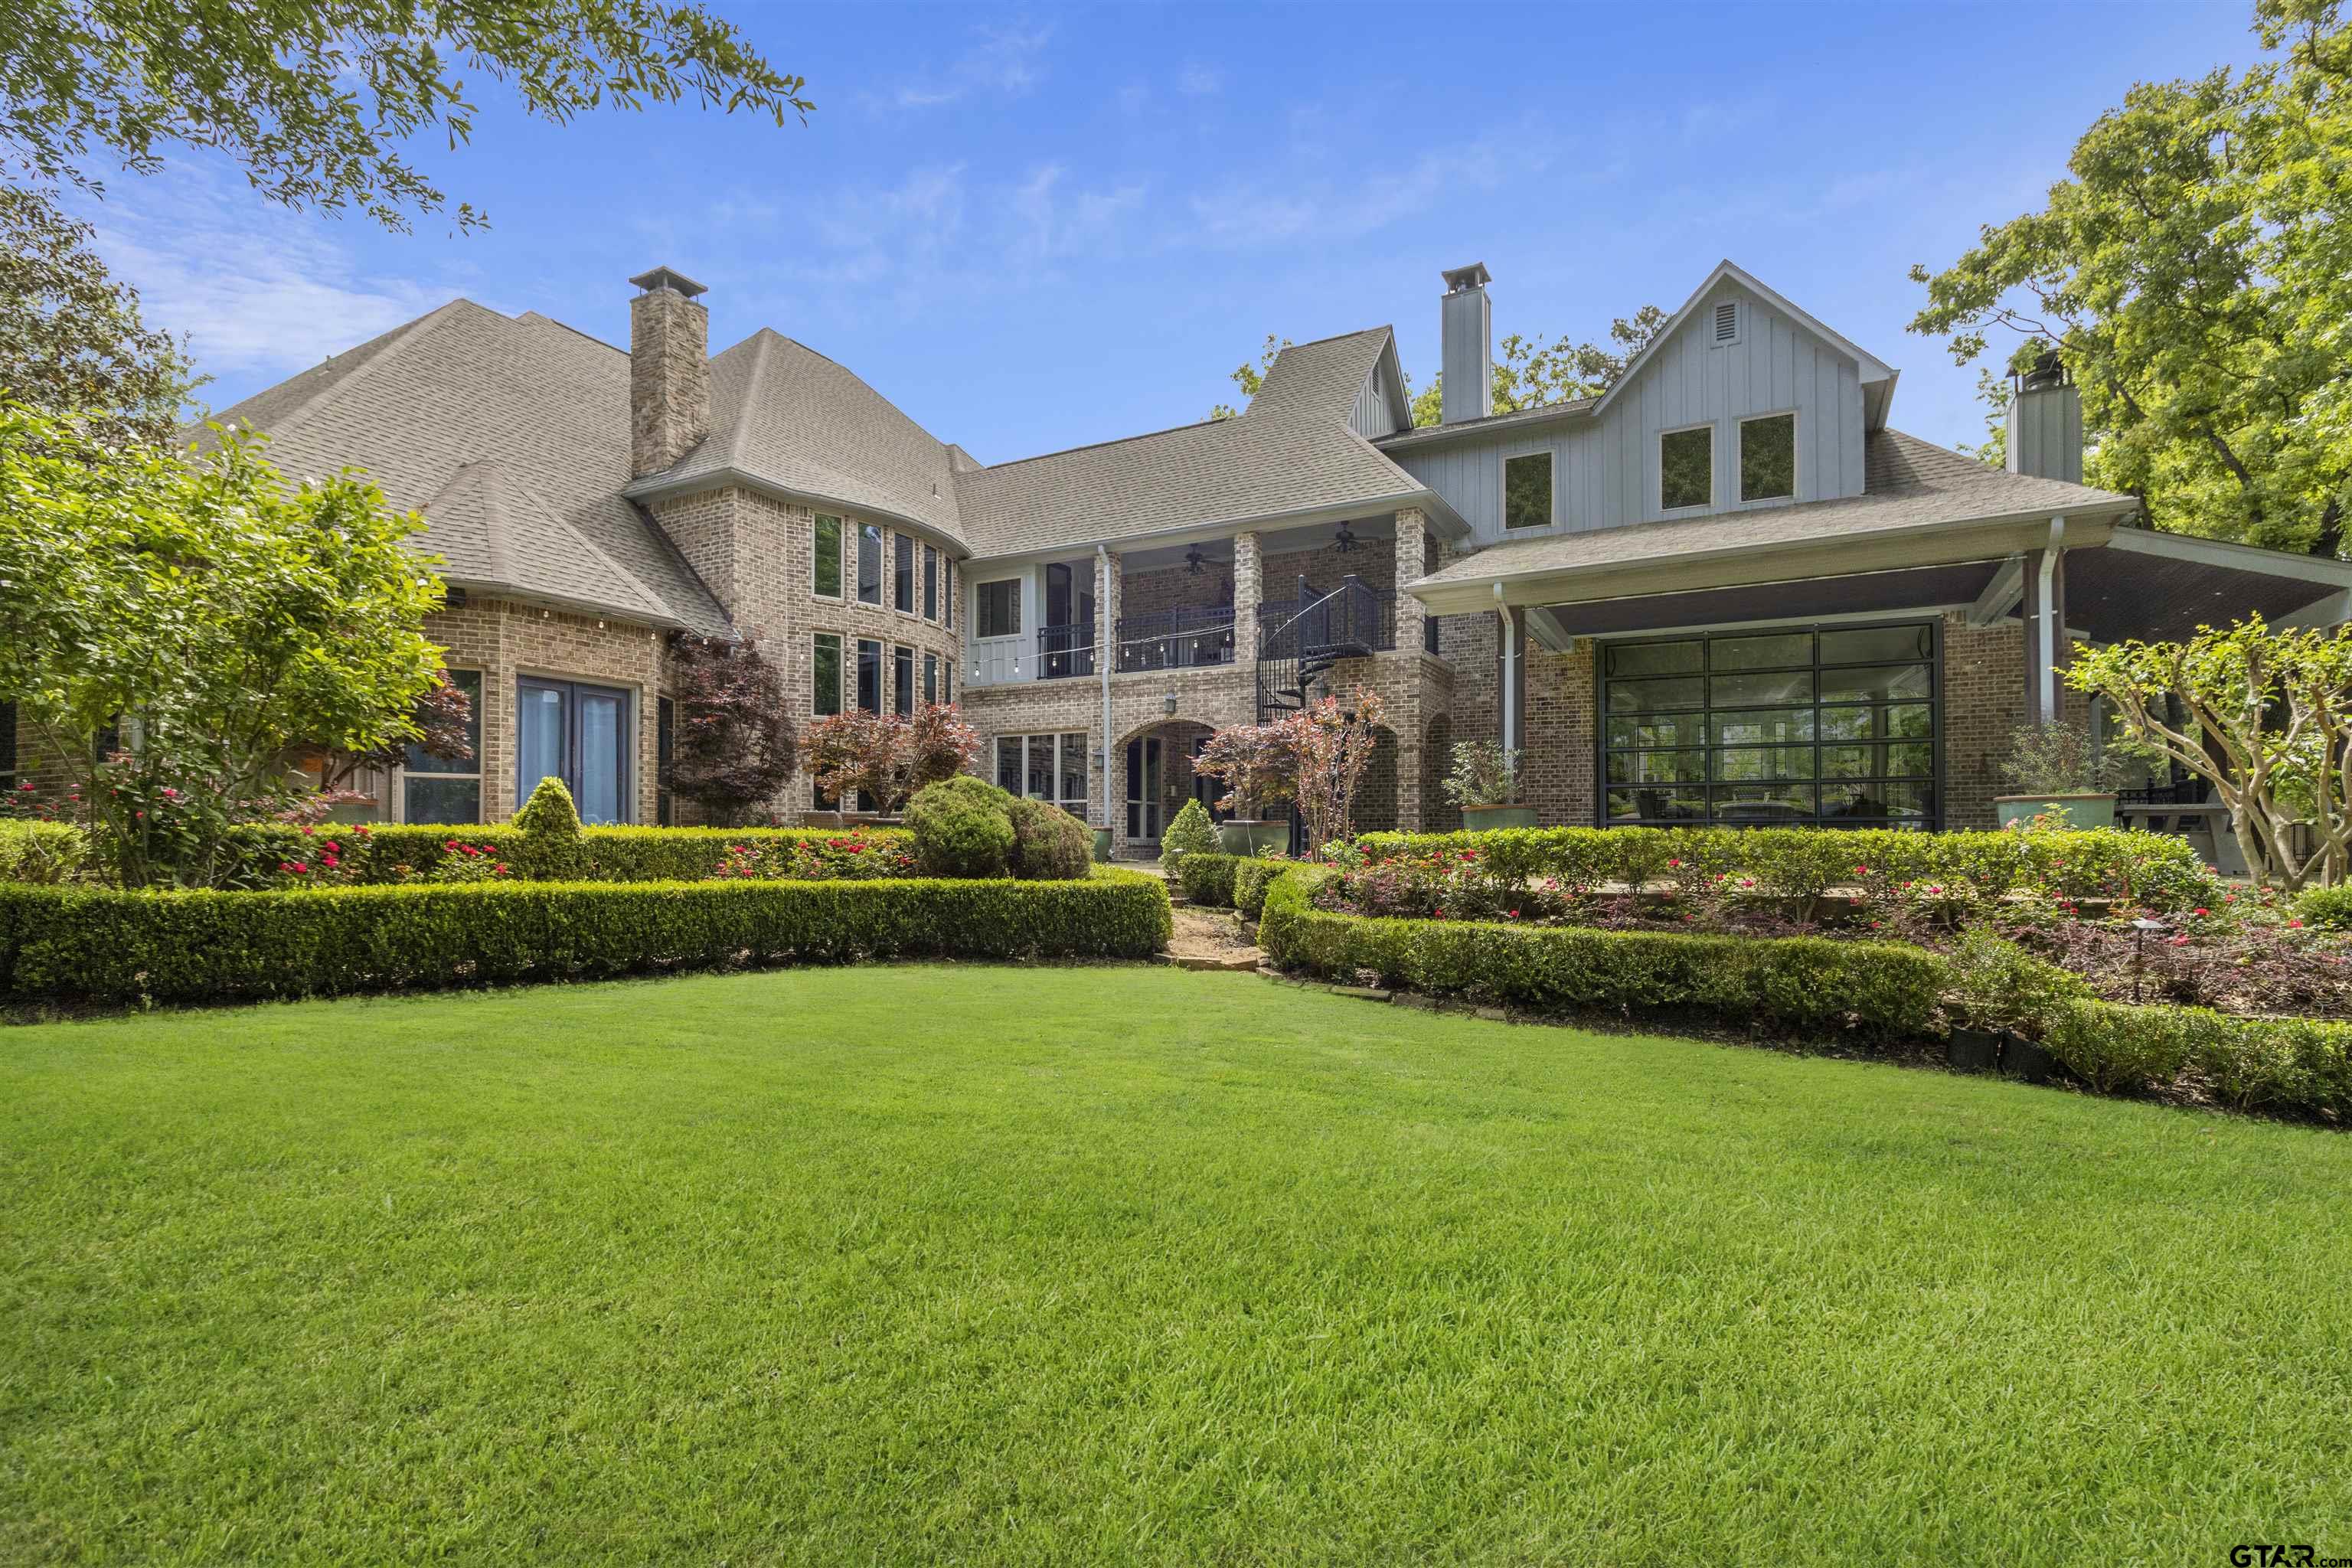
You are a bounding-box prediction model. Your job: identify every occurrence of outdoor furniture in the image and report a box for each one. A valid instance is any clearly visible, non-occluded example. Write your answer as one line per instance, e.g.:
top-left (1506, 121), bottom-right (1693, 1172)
top-left (2115, 800), bottom-right (2248, 878)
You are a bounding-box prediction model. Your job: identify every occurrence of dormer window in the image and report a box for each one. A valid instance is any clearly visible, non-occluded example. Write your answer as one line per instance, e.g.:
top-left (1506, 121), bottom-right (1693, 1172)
top-left (1713, 300), bottom-right (1742, 346)
top-left (1660, 425), bottom-right (1712, 511)
top-left (1504, 452), bottom-right (1553, 530)
top-left (1740, 413), bottom-right (1797, 502)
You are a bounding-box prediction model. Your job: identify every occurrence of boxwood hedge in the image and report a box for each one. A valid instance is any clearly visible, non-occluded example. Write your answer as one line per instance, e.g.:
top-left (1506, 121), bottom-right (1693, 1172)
top-left (0, 867), bottom-right (1171, 1006)
top-left (222, 823), bottom-right (915, 885)
top-left (1175, 852), bottom-right (1240, 907)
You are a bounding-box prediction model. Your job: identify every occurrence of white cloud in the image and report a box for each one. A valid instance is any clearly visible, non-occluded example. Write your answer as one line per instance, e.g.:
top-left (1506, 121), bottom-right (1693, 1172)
top-left (1009, 164), bottom-right (1146, 264)
top-left (872, 23), bottom-right (1054, 113)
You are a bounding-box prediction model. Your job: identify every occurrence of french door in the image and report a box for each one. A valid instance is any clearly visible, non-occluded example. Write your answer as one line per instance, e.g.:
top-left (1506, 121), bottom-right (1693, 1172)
top-left (518, 678), bottom-right (634, 824)
top-left (1125, 737), bottom-right (1161, 841)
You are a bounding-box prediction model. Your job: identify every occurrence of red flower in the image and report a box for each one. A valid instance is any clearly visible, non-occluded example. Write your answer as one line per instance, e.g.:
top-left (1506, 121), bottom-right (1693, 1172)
top-left (2194, 907), bottom-right (2210, 918)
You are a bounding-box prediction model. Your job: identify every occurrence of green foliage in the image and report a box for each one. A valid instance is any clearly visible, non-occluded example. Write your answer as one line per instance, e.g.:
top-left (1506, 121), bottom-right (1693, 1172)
top-left (511, 777), bottom-right (587, 880)
top-left (1441, 741), bottom-right (1519, 808)
top-left (2295, 884), bottom-right (2352, 929)
top-left (1177, 852), bottom-right (1240, 908)
top-left (0, 184), bottom-right (195, 445)
top-left (905, 776), bottom-right (1016, 879)
top-left (1405, 308), bottom-right (1671, 428)
top-left (1006, 797), bottom-right (1091, 881)
top-left (1161, 798), bottom-right (1218, 867)
top-left (1943, 929), bottom-right (2090, 1038)
top-left (2, 0), bottom-right (815, 234)
top-left (0, 819), bottom-right (87, 884)
top-left (1207, 334), bottom-right (1291, 420)
top-left (1348, 825), bottom-right (2220, 911)
top-left (1909, 0), bottom-right (2352, 554)
top-left (0, 869), bottom-right (1172, 1004)
top-left (0, 407), bottom-right (445, 887)
top-left (221, 822), bottom-right (916, 885)
top-left (1997, 721), bottom-right (2115, 796)
top-left (1233, 858), bottom-right (1286, 918)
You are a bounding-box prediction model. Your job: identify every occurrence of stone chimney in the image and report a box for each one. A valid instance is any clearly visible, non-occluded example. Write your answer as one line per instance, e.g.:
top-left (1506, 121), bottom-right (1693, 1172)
top-left (1439, 262), bottom-right (1493, 425)
top-left (629, 266), bottom-right (710, 479)
top-left (2006, 349), bottom-right (2082, 485)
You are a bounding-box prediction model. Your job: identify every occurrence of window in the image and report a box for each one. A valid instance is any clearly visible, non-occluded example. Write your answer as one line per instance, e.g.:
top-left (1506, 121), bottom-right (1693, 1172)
top-left (995, 732), bottom-right (1090, 816)
top-left (1599, 622), bottom-right (1937, 830)
top-left (1740, 413), bottom-right (1796, 503)
top-left (923, 652), bottom-right (939, 704)
top-left (978, 579), bottom-right (1021, 639)
top-left (813, 632), bottom-right (843, 717)
top-left (893, 645), bottom-right (914, 717)
top-left (402, 668), bottom-right (483, 823)
top-left (656, 696), bottom-right (675, 826)
top-left (858, 524), bottom-right (884, 605)
top-left (923, 545), bottom-right (939, 620)
top-left (857, 639), bottom-right (881, 714)
top-left (894, 534), bottom-right (915, 612)
top-left (814, 514), bottom-right (843, 598)
top-left (516, 676), bottom-right (633, 825)
top-left (1504, 451), bottom-right (1553, 530)
top-left (944, 562), bottom-right (954, 629)
top-left (1660, 425), bottom-right (1712, 511)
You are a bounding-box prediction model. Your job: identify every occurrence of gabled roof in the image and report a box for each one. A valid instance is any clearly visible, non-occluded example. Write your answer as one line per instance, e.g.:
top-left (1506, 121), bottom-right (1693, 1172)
top-left (626, 328), bottom-right (967, 544)
top-left (1408, 428), bottom-right (2138, 611)
top-left (201, 300), bottom-right (727, 632)
top-left (1245, 327), bottom-right (1394, 423)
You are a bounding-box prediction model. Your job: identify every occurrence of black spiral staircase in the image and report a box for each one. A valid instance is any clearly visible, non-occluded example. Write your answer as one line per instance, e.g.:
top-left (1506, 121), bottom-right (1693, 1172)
top-left (1254, 574), bottom-right (1394, 722)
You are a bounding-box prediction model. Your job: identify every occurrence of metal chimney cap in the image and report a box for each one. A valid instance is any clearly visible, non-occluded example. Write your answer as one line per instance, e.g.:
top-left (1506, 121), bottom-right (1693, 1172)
top-left (1441, 262), bottom-right (1492, 292)
top-left (2017, 347), bottom-right (2069, 391)
top-left (629, 266), bottom-right (708, 299)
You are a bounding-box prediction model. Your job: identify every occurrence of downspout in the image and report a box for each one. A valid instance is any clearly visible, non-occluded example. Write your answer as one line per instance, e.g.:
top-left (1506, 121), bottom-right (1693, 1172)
top-left (2036, 516), bottom-right (2066, 724)
top-left (1494, 583), bottom-right (1517, 753)
top-left (1098, 545), bottom-right (1114, 843)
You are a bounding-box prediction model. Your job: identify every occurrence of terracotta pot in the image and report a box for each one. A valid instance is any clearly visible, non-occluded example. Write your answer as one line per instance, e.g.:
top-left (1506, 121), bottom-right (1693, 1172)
top-left (1994, 793), bottom-right (2117, 830)
top-left (1460, 804), bottom-right (1537, 831)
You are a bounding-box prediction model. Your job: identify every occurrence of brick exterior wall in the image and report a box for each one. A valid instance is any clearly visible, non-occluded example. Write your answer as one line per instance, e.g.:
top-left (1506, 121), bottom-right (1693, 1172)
top-left (1941, 610), bottom-right (2086, 830)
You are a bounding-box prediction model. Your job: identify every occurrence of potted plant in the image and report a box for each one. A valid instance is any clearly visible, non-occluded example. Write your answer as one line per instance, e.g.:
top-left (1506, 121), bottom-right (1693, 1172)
top-left (1994, 720), bottom-right (2118, 830)
top-left (1442, 740), bottom-right (1532, 830)
top-left (1940, 929), bottom-right (2086, 1079)
top-left (1194, 723), bottom-right (1295, 857)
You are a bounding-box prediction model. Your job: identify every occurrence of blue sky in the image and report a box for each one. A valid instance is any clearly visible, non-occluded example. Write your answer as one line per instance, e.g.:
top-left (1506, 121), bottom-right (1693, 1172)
top-left (87, 1), bottom-right (2257, 462)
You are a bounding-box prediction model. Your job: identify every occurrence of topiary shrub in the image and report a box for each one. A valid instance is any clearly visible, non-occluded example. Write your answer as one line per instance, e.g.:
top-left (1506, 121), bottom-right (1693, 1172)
top-left (906, 776), bottom-right (1015, 878)
top-left (2295, 884), bottom-right (2352, 931)
top-left (1161, 798), bottom-right (1217, 868)
top-left (1006, 796), bottom-right (1091, 880)
top-left (511, 776), bottom-right (588, 880)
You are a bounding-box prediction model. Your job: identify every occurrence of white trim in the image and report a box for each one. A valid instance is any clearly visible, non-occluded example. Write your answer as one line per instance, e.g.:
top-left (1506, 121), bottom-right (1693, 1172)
top-left (2100, 524), bottom-right (2352, 586)
top-left (1580, 603), bottom-right (1974, 645)
top-left (1657, 420), bottom-right (1715, 514)
top-left (1735, 409), bottom-right (1799, 507)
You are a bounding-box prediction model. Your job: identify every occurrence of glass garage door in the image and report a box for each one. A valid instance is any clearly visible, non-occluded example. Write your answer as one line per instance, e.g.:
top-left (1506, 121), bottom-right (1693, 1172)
top-left (1600, 622), bottom-right (1939, 829)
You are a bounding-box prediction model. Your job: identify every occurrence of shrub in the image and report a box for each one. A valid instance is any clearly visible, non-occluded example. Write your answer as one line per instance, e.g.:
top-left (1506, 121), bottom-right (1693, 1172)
top-left (511, 777), bottom-right (587, 880)
top-left (1942, 929), bottom-right (2088, 1039)
top-left (0, 820), bottom-right (89, 884)
top-left (1161, 798), bottom-right (1217, 867)
top-left (1006, 797), bottom-right (1091, 880)
top-left (222, 823), bottom-right (916, 886)
top-left (1178, 852), bottom-right (1240, 907)
top-left (2295, 884), bottom-right (2352, 931)
top-left (1233, 858), bottom-right (1286, 918)
top-left (905, 776), bottom-right (1015, 878)
top-left (0, 869), bottom-right (1173, 1005)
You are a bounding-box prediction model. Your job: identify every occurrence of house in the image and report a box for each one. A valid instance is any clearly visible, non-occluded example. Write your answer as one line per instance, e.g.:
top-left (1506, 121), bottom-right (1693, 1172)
top-left (8, 258), bottom-right (2347, 845)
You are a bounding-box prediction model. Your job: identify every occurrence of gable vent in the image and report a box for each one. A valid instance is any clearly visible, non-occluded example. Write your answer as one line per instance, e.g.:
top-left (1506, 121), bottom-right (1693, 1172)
top-left (1713, 301), bottom-right (1740, 344)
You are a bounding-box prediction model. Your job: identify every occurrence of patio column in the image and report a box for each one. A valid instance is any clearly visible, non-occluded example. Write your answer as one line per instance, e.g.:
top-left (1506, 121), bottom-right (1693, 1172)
top-left (1394, 508), bottom-right (1428, 655)
top-left (1233, 531), bottom-right (1262, 671)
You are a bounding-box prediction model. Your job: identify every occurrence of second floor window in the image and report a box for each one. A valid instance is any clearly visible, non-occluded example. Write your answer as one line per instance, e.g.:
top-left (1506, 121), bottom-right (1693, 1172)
top-left (858, 524), bottom-right (884, 605)
top-left (978, 579), bottom-right (1020, 639)
top-left (813, 632), bottom-right (843, 717)
top-left (894, 534), bottom-right (915, 612)
top-left (814, 514), bottom-right (843, 597)
top-left (1661, 426), bottom-right (1712, 511)
top-left (1741, 413), bottom-right (1796, 503)
top-left (857, 639), bottom-right (881, 714)
top-left (923, 545), bottom-right (939, 620)
top-left (1504, 452), bottom-right (1553, 530)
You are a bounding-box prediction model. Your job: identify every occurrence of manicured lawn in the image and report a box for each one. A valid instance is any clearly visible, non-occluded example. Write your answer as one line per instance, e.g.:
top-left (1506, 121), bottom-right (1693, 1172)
top-left (5, 969), bottom-right (2350, 1564)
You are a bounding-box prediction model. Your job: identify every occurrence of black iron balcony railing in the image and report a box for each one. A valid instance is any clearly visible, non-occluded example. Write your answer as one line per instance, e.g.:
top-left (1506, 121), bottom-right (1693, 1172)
top-left (1116, 605), bottom-right (1235, 673)
top-left (1036, 622), bottom-right (1096, 680)
top-left (1254, 574), bottom-right (1395, 720)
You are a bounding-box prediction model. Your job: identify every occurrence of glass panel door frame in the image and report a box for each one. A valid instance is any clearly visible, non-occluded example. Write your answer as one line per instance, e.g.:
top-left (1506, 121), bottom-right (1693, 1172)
top-left (1125, 735), bottom-right (1162, 841)
top-left (1592, 618), bottom-right (1942, 831)
top-left (514, 676), bottom-right (635, 825)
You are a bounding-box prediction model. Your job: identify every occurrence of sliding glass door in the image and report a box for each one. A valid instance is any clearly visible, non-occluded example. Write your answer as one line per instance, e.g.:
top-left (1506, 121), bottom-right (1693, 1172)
top-left (517, 678), bottom-right (634, 824)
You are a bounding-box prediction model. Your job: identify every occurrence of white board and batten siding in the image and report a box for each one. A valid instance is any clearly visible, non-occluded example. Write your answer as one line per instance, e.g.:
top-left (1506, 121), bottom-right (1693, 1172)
top-left (1392, 281), bottom-right (1868, 548)
top-left (1349, 354), bottom-right (1403, 440)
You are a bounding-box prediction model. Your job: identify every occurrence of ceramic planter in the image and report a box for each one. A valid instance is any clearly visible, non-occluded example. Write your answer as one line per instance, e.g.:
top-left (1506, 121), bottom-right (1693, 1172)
top-left (1091, 827), bottom-right (1112, 863)
top-left (1460, 804), bottom-right (1538, 831)
top-left (1994, 793), bottom-right (2118, 830)
top-left (1217, 819), bottom-right (1290, 857)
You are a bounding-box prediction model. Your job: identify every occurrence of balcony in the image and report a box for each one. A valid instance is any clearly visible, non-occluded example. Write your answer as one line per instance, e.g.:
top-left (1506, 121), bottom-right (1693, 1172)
top-left (1036, 622), bottom-right (1096, 680)
top-left (1116, 606), bottom-right (1235, 673)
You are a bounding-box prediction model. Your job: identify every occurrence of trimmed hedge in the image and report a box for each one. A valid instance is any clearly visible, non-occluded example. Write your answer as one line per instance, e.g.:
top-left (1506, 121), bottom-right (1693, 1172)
top-left (0, 867), bottom-right (1171, 1005)
top-left (1260, 869), bottom-right (2352, 1120)
top-left (221, 823), bottom-right (916, 885)
top-left (1351, 825), bottom-right (2219, 908)
top-left (1234, 858), bottom-right (1285, 918)
top-left (1177, 852), bottom-right (1240, 907)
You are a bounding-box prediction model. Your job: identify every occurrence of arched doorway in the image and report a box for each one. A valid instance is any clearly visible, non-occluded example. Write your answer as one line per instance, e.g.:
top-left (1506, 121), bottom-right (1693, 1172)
top-left (1118, 717), bottom-right (1217, 850)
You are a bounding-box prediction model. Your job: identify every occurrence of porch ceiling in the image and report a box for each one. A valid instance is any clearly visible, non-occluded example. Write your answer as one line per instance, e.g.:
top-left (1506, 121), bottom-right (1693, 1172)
top-left (2063, 529), bottom-right (2352, 642)
top-left (1528, 562), bottom-right (2002, 641)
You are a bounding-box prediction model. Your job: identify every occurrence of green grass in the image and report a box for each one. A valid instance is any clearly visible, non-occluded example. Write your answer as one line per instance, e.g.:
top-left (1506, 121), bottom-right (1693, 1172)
top-left (5, 969), bottom-right (2350, 1565)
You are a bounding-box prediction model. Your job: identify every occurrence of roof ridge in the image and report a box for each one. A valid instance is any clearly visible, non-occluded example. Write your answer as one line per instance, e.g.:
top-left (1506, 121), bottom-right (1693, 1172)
top-left (974, 413), bottom-right (1236, 472)
top-left (217, 299), bottom-right (473, 439)
top-left (514, 310), bottom-right (624, 355)
top-left (1266, 322), bottom-right (1392, 355)
top-left (745, 328), bottom-right (956, 462)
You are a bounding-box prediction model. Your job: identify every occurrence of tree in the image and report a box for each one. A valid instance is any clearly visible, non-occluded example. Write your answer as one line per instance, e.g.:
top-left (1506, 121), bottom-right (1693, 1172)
top-left (0, 183), bottom-right (196, 445)
top-left (1, 0), bottom-right (815, 233)
top-left (1910, 0), bottom-right (2352, 556)
top-left (802, 704), bottom-right (978, 817)
top-left (1208, 335), bottom-right (1290, 420)
top-left (2067, 616), bottom-right (2352, 890)
top-left (1282, 685), bottom-right (1387, 851)
top-left (1192, 723), bottom-right (1298, 821)
top-left (668, 630), bottom-right (795, 826)
top-left (0, 406), bottom-right (445, 886)
top-left (1406, 308), bottom-right (1668, 428)
top-left (303, 665), bottom-right (475, 820)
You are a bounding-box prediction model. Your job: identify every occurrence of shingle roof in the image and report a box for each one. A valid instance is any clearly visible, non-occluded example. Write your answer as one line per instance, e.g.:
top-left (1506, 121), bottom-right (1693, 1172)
top-left (202, 300), bottom-right (727, 632)
top-left (1244, 328), bottom-right (1392, 422)
top-left (638, 329), bottom-right (966, 543)
top-left (1412, 428), bottom-right (2137, 589)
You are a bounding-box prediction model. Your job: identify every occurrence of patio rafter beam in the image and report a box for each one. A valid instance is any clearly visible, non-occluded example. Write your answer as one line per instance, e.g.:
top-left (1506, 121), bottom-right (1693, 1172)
top-left (1966, 554), bottom-right (2027, 629)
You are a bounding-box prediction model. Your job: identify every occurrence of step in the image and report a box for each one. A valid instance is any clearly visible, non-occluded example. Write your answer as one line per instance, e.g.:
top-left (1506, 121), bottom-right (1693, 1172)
top-left (1167, 951), bottom-right (1263, 972)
